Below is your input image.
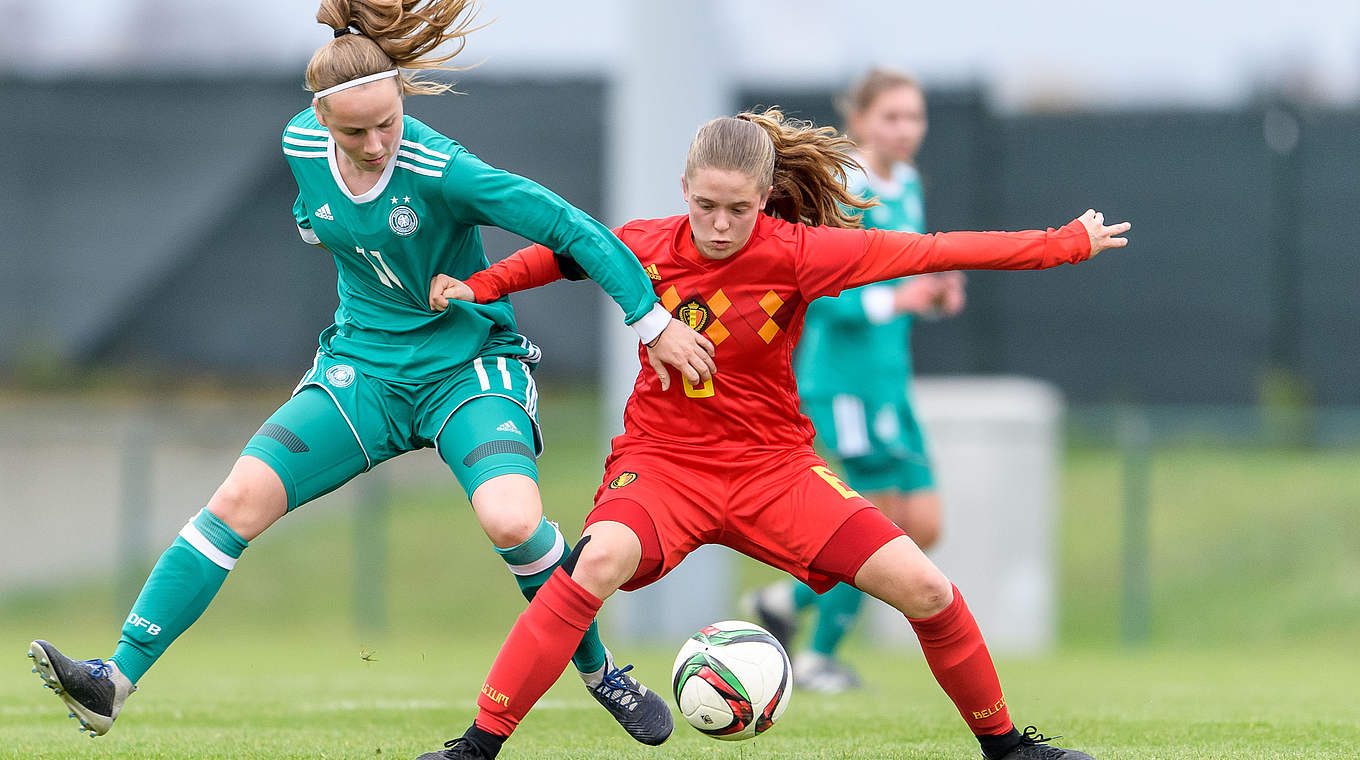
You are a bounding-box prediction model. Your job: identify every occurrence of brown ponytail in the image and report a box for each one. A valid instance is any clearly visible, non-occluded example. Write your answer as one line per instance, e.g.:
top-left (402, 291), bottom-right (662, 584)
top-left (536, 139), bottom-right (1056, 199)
top-left (686, 107), bottom-right (873, 229)
top-left (306, 0), bottom-right (484, 101)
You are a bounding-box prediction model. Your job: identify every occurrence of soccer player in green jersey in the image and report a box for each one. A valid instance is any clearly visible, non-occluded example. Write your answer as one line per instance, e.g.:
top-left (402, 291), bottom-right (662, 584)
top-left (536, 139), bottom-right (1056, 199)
top-left (27, 0), bottom-right (714, 745)
top-left (745, 68), bottom-right (964, 693)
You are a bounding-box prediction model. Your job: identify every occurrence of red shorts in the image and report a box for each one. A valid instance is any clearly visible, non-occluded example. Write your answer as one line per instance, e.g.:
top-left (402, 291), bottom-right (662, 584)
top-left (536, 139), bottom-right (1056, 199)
top-left (585, 443), bottom-right (905, 593)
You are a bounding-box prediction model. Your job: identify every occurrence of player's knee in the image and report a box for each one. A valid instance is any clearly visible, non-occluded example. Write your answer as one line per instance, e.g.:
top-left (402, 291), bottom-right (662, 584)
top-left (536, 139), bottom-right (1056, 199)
top-left (903, 566), bottom-right (953, 618)
top-left (569, 537), bottom-right (634, 599)
top-left (481, 509), bottom-right (540, 549)
top-left (471, 474), bottom-right (544, 548)
top-left (206, 461), bottom-right (285, 540)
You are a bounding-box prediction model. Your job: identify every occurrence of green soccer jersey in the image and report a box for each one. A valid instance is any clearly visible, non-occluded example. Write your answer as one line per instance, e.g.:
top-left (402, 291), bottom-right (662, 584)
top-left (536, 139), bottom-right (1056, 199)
top-left (283, 108), bottom-right (661, 382)
top-left (796, 161), bottom-right (924, 401)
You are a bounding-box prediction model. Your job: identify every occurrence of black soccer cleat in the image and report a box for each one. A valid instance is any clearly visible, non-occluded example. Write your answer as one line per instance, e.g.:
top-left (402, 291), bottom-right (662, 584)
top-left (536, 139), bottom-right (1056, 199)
top-left (28, 640), bottom-right (135, 737)
top-left (991, 726), bottom-right (1097, 760)
top-left (584, 655), bottom-right (674, 746)
top-left (739, 584), bottom-right (798, 653)
top-left (414, 737), bottom-right (491, 760)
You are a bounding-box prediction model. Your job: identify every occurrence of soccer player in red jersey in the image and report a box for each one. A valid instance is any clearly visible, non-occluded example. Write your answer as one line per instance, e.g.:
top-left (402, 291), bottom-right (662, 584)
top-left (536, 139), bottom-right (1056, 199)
top-left (416, 108), bottom-right (1130, 760)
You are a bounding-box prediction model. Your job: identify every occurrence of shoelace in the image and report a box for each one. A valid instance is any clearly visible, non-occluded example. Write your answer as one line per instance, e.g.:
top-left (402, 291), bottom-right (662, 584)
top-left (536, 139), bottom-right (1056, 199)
top-left (78, 658), bottom-right (112, 680)
top-left (441, 738), bottom-right (475, 758)
top-left (1018, 726), bottom-right (1062, 745)
top-left (1015, 726), bottom-right (1069, 760)
top-left (595, 664), bottom-right (639, 710)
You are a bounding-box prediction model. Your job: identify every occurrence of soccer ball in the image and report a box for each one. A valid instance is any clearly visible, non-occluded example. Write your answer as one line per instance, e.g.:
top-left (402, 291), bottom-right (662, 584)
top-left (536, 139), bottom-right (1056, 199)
top-left (670, 619), bottom-right (793, 740)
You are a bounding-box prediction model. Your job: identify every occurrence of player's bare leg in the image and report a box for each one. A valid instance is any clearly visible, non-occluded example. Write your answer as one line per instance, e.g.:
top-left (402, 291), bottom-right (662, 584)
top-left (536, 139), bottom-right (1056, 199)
top-left (855, 537), bottom-right (1095, 760)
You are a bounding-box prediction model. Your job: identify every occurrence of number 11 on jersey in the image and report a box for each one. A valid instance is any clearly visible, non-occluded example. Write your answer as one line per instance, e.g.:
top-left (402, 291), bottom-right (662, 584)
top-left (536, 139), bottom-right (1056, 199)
top-left (357, 246), bottom-right (405, 290)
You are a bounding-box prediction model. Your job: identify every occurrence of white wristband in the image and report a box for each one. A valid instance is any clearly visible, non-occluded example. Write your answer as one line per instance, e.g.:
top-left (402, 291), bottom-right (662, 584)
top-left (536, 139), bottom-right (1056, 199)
top-left (861, 285), bottom-right (896, 324)
top-left (630, 303), bottom-right (671, 345)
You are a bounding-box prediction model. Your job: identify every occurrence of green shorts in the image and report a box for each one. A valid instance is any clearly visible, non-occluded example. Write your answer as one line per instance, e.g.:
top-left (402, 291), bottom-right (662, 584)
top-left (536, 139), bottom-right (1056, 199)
top-left (241, 351), bottom-right (543, 510)
top-left (802, 393), bottom-right (934, 495)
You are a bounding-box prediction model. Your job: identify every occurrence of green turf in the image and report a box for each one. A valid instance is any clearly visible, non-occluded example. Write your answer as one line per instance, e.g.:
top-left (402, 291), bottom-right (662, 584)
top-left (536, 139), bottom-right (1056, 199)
top-left (3, 391), bottom-right (1359, 757)
top-left (4, 638), bottom-right (1359, 758)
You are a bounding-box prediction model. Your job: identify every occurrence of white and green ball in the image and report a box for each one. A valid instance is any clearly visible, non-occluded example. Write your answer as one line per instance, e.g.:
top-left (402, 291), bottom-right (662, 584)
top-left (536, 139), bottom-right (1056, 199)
top-left (670, 619), bottom-right (793, 741)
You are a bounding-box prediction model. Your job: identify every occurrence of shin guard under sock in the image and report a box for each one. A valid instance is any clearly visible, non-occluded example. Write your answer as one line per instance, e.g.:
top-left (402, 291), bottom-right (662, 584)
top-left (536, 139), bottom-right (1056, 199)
top-left (111, 508), bottom-right (248, 683)
top-left (907, 584), bottom-right (1013, 736)
top-left (474, 568), bottom-right (602, 737)
top-left (495, 517), bottom-right (606, 673)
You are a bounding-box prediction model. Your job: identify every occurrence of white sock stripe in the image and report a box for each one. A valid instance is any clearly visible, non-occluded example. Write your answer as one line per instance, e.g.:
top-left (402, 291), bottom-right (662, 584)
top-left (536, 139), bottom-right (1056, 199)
top-left (505, 529), bottom-right (566, 577)
top-left (178, 522), bottom-right (238, 571)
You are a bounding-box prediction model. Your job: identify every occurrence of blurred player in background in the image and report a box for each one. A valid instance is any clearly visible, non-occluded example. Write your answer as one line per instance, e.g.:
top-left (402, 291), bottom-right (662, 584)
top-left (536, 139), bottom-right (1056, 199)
top-left (744, 67), bottom-right (965, 693)
top-left (420, 107), bottom-right (1128, 760)
top-left (26, 0), bottom-right (716, 745)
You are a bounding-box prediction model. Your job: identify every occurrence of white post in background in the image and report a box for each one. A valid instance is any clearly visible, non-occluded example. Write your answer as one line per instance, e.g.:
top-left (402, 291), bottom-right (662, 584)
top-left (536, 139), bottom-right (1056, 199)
top-left (599, 2), bottom-right (735, 643)
top-left (867, 376), bottom-right (1063, 655)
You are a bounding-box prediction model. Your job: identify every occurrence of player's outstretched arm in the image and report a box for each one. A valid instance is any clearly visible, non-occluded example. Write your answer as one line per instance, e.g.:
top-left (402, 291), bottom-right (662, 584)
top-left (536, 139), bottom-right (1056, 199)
top-left (830, 210), bottom-right (1133, 291)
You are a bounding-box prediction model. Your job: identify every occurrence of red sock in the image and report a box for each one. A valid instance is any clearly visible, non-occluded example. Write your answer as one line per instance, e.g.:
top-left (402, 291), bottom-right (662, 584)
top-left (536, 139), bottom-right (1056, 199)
top-left (474, 568), bottom-right (603, 737)
top-left (907, 585), bottom-right (1014, 736)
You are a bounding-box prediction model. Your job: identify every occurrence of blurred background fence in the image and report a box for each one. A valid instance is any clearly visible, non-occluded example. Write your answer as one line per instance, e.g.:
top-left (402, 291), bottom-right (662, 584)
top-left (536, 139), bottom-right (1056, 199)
top-left (3, 77), bottom-right (1358, 406)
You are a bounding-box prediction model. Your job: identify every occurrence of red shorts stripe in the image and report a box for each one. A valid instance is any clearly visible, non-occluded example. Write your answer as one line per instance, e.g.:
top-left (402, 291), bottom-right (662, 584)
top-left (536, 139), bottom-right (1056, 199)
top-left (807, 505), bottom-right (906, 590)
top-left (584, 497), bottom-right (664, 591)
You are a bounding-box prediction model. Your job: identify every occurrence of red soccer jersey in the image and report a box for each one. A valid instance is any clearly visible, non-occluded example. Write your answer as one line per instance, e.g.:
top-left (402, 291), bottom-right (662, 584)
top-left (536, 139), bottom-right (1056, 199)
top-left (467, 213), bottom-right (1091, 453)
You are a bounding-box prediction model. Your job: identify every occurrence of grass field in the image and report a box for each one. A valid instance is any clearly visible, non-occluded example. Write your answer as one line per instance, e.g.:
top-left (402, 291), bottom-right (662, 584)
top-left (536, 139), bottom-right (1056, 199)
top-left (3, 391), bottom-right (1359, 758)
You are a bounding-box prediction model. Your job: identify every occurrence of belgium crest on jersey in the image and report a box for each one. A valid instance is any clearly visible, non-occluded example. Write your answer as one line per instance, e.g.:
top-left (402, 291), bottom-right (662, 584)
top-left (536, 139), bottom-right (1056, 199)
top-left (608, 472), bottom-right (638, 489)
top-left (677, 299), bottom-right (709, 332)
top-left (389, 204), bottom-right (419, 236)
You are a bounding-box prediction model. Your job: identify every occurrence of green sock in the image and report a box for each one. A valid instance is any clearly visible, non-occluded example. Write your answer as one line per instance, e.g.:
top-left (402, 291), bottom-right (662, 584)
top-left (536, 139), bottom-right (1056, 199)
top-left (792, 580), bottom-right (819, 612)
top-left (496, 517), bottom-right (606, 674)
top-left (111, 508), bottom-right (248, 683)
top-left (810, 582), bottom-right (865, 657)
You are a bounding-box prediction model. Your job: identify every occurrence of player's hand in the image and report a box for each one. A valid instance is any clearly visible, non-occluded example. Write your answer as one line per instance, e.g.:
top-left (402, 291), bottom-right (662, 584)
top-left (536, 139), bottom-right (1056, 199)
top-left (934, 271), bottom-right (966, 317)
top-left (428, 273), bottom-right (474, 311)
top-left (1078, 209), bottom-right (1132, 257)
top-left (892, 276), bottom-right (945, 315)
top-left (645, 318), bottom-right (717, 392)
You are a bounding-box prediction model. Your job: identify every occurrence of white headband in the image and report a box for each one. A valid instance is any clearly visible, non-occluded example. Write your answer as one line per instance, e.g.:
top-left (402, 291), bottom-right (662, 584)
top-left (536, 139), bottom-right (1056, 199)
top-left (314, 69), bottom-right (399, 99)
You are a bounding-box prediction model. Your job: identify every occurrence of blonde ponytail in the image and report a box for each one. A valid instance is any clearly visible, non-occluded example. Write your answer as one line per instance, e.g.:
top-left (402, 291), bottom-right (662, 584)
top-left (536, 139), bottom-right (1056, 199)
top-left (686, 108), bottom-right (872, 229)
top-left (307, 0), bottom-right (484, 100)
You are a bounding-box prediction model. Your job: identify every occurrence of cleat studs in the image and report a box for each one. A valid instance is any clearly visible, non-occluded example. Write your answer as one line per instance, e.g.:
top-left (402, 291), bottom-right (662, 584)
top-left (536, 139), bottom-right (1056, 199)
top-left (69, 713), bottom-right (75, 719)
top-left (32, 668), bottom-right (37, 673)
